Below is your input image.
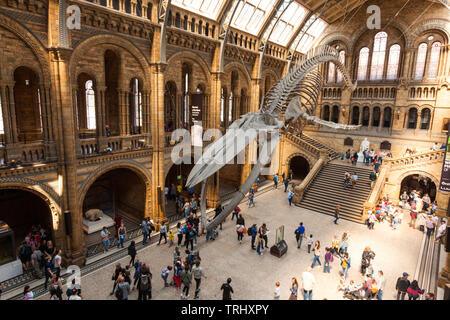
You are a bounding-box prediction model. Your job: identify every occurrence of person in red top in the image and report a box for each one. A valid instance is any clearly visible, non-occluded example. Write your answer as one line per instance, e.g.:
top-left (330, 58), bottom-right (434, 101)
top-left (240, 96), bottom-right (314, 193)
top-left (407, 280), bottom-right (424, 300)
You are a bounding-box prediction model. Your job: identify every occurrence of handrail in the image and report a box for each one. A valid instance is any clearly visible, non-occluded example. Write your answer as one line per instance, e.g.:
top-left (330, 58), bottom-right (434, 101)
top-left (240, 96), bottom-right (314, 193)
top-left (293, 152), bottom-right (328, 203)
top-left (362, 164), bottom-right (388, 222)
top-left (285, 132), bottom-right (322, 158)
top-left (383, 149), bottom-right (445, 169)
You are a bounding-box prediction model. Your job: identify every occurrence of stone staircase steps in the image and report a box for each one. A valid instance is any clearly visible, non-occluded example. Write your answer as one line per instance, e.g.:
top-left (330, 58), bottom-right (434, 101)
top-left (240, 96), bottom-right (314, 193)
top-left (296, 162), bottom-right (373, 223)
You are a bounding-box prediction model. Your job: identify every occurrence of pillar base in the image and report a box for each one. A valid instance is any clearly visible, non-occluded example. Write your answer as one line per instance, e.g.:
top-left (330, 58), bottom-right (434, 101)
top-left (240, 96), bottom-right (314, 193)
top-left (64, 249), bottom-right (87, 267)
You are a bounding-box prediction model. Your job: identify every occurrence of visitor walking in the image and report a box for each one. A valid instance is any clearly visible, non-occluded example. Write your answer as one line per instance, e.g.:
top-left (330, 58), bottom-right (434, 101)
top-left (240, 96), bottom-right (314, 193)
top-left (176, 222), bottom-right (183, 247)
top-left (435, 219), bottom-right (447, 244)
top-left (192, 260), bottom-right (206, 299)
top-left (306, 234), bottom-right (313, 253)
top-left (334, 205), bottom-right (340, 224)
top-left (256, 227), bottom-right (265, 256)
top-left (323, 247), bottom-right (333, 273)
top-left (248, 191), bottom-right (255, 208)
top-left (127, 241), bottom-right (136, 267)
top-left (301, 267), bottom-right (315, 300)
top-left (395, 272), bottom-right (410, 300)
top-left (221, 278), bottom-right (234, 300)
top-left (425, 216), bottom-right (435, 237)
top-left (295, 222), bottom-right (306, 249)
top-left (284, 178), bottom-right (289, 192)
top-left (274, 281), bottom-right (280, 299)
top-left (249, 224), bottom-right (257, 250)
top-left (289, 278), bottom-right (298, 300)
top-left (351, 172), bottom-right (358, 189)
top-left (273, 174), bottom-right (278, 189)
top-left (114, 275), bottom-right (130, 301)
top-left (262, 223), bottom-right (269, 249)
top-left (158, 222), bottom-right (168, 245)
top-left (288, 190), bottom-right (294, 206)
top-left (137, 264), bottom-right (151, 300)
top-left (236, 224), bottom-right (245, 244)
top-left (181, 265), bottom-right (192, 299)
top-left (110, 263), bottom-right (124, 295)
top-left (360, 246), bottom-right (376, 275)
top-left (310, 241), bottom-right (322, 268)
top-left (369, 169), bottom-right (377, 188)
top-left (141, 219), bottom-right (149, 245)
top-left (231, 206), bottom-right (240, 220)
top-left (375, 270), bottom-right (385, 300)
top-left (340, 252), bottom-right (351, 280)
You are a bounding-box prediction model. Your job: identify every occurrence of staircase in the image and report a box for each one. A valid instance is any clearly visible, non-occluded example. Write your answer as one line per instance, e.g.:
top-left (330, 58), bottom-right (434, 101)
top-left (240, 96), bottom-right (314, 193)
top-left (296, 162), bottom-right (373, 223)
top-left (299, 133), bottom-right (341, 160)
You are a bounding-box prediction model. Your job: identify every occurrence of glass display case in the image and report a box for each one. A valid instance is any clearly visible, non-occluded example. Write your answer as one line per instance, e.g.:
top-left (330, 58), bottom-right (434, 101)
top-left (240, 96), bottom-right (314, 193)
top-left (0, 221), bottom-right (16, 266)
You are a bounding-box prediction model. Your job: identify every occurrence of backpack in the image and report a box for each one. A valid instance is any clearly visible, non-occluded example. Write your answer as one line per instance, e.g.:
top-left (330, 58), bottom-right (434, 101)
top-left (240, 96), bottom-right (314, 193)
top-left (189, 230), bottom-right (195, 238)
top-left (140, 274), bottom-right (150, 291)
top-left (115, 285), bottom-right (123, 300)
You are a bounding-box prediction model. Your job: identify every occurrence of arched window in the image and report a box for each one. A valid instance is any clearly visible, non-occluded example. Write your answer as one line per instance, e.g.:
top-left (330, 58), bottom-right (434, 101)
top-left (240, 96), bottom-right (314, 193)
top-left (228, 92), bottom-right (233, 123)
top-left (85, 80), bottom-right (96, 130)
top-left (351, 106), bottom-right (360, 125)
top-left (407, 108), bottom-right (418, 129)
top-left (183, 15), bottom-right (188, 30)
top-left (182, 63), bottom-right (191, 128)
top-left (336, 50), bottom-right (345, 82)
top-left (427, 42), bottom-right (441, 79)
top-left (372, 107), bottom-right (380, 127)
top-left (420, 108), bottom-right (431, 130)
top-left (191, 18), bottom-right (195, 32)
top-left (130, 78), bottom-right (142, 134)
top-left (383, 107), bottom-right (392, 128)
top-left (175, 13), bottom-right (181, 28)
top-left (414, 43), bottom-right (427, 80)
top-left (220, 87), bottom-right (226, 127)
top-left (357, 47), bottom-right (369, 81)
top-left (113, 0), bottom-right (119, 10)
top-left (164, 82), bottom-right (177, 132)
top-left (136, 1), bottom-right (142, 16)
top-left (327, 62), bottom-right (335, 83)
top-left (331, 105), bottom-right (339, 123)
top-left (370, 32), bottom-right (388, 80)
top-left (362, 107), bottom-right (370, 126)
top-left (386, 44), bottom-right (401, 80)
top-left (125, 0), bottom-right (131, 14)
top-left (198, 21), bottom-right (203, 35)
top-left (322, 105), bottom-right (330, 121)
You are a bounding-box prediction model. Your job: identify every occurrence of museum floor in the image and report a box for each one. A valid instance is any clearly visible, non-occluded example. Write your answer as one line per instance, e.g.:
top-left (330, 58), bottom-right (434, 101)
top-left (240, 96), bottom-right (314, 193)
top-left (40, 187), bottom-right (423, 300)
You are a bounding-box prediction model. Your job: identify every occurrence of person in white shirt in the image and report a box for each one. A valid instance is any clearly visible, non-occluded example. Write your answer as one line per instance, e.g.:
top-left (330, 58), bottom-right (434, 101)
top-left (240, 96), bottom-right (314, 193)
top-left (68, 288), bottom-right (82, 300)
top-left (301, 267), bottom-right (316, 300)
top-left (274, 281), bottom-right (280, 299)
top-left (435, 220), bottom-right (447, 244)
top-left (375, 270), bottom-right (386, 300)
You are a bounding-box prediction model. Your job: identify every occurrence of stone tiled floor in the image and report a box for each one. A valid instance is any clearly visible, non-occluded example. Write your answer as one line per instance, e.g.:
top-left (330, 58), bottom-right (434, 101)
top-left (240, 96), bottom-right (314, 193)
top-left (40, 187), bottom-right (423, 300)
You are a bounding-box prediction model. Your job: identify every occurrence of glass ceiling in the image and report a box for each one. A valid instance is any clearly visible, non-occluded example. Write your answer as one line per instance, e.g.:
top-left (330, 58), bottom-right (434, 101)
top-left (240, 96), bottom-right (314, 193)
top-left (268, 1), bottom-right (308, 46)
top-left (171, 0), bottom-right (328, 53)
top-left (171, 0), bottom-right (228, 19)
top-left (231, 0), bottom-right (278, 35)
top-left (290, 15), bottom-right (328, 53)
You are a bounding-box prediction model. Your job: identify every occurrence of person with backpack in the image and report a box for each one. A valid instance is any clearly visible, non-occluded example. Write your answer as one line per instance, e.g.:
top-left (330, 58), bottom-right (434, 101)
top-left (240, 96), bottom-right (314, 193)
top-left (173, 260), bottom-right (183, 290)
top-left (141, 219), bottom-right (149, 245)
top-left (248, 224), bottom-right (257, 250)
top-left (185, 225), bottom-right (195, 251)
top-left (273, 174), bottom-right (278, 189)
top-left (284, 178), bottom-right (289, 192)
top-left (232, 206), bottom-right (240, 220)
top-left (407, 280), bottom-right (424, 300)
top-left (158, 222), bottom-right (168, 245)
top-left (395, 272), bottom-right (410, 300)
top-left (161, 265), bottom-right (172, 288)
top-left (341, 252), bottom-right (351, 280)
top-left (114, 275), bottom-right (130, 300)
top-left (221, 278), bottom-right (234, 300)
top-left (361, 246), bottom-right (376, 275)
top-left (181, 265), bottom-right (192, 299)
top-left (137, 264), bottom-right (152, 300)
top-left (18, 241), bottom-right (32, 271)
top-left (288, 190), bottom-right (294, 206)
top-left (176, 222), bottom-right (184, 248)
top-left (323, 247), bottom-right (334, 273)
top-left (295, 222), bottom-right (306, 249)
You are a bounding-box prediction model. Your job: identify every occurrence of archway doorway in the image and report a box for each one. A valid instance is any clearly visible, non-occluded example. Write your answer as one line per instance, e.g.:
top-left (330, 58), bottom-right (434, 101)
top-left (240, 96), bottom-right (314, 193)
top-left (400, 174), bottom-right (437, 201)
top-left (164, 162), bottom-right (197, 219)
top-left (82, 168), bottom-right (146, 245)
top-left (289, 156), bottom-right (310, 181)
top-left (0, 189), bottom-right (53, 264)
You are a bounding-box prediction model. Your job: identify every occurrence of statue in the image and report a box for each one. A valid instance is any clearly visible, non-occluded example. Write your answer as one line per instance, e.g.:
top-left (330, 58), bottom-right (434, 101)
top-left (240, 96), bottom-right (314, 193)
top-left (84, 209), bottom-right (103, 221)
top-left (360, 138), bottom-right (370, 153)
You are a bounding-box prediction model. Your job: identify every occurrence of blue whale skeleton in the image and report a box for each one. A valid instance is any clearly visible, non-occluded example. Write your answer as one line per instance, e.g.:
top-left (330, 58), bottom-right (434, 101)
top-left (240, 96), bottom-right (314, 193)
top-left (186, 45), bottom-right (361, 231)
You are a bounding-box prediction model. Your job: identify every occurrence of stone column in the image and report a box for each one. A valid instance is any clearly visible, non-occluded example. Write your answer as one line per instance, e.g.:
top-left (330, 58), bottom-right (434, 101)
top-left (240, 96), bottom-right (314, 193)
top-left (368, 107), bottom-right (373, 131)
top-left (49, 48), bottom-right (85, 265)
top-left (438, 251), bottom-right (450, 289)
top-left (377, 108), bottom-right (385, 132)
top-left (4, 82), bottom-right (18, 144)
top-left (0, 85), bottom-right (12, 145)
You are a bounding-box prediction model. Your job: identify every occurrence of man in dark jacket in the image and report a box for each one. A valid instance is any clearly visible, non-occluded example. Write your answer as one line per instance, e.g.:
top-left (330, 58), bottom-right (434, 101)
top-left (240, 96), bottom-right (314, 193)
top-left (137, 264), bottom-right (152, 300)
top-left (249, 224), bottom-right (257, 250)
top-left (395, 272), bottom-right (410, 300)
top-left (221, 278), bottom-right (234, 300)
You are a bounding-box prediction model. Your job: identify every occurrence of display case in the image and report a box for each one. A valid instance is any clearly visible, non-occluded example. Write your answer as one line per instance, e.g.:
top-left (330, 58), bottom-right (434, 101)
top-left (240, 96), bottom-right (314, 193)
top-left (0, 221), bottom-right (16, 266)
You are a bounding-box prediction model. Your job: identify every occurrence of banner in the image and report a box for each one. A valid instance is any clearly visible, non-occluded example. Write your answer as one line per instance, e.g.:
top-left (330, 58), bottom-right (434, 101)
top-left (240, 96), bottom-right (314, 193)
top-left (190, 94), bottom-right (203, 147)
top-left (439, 123), bottom-right (450, 192)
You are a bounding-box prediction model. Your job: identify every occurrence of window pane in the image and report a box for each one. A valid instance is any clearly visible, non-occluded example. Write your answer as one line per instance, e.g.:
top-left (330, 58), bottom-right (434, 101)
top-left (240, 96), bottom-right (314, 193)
top-left (85, 80), bottom-right (96, 130)
top-left (414, 43), bottom-right (427, 80)
top-left (386, 44), bottom-right (400, 80)
top-left (268, 1), bottom-right (307, 46)
top-left (427, 41), bottom-right (441, 79)
top-left (173, 0), bottom-right (227, 19)
top-left (336, 50), bottom-right (345, 82)
top-left (370, 32), bottom-right (387, 80)
top-left (357, 47), bottom-right (369, 81)
top-left (328, 62), bottom-right (335, 83)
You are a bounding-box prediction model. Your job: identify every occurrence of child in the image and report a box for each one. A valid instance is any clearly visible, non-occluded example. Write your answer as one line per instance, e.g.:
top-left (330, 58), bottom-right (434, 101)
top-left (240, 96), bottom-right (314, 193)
top-left (168, 229), bottom-right (175, 247)
top-left (307, 234), bottom-right (314, 254)
top-left (274, 282), bottom-right (280, 299)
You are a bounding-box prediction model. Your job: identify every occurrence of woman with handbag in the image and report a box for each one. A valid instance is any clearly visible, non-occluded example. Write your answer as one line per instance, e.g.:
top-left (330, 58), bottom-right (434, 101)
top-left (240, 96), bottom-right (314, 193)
top-left (289, 278), bottom-right (299, 300)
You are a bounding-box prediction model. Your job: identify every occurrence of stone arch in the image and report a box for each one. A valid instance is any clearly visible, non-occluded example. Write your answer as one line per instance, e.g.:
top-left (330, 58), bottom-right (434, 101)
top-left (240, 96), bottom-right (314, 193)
top-left (69, 34), bottom-right (151, 86)
top-left (166, 50), bottom-right (211, 87)
top-left (223, 61), bottom-right (251, 89)
top-left (285, 152), bottom-right (315, 172)
top-left (0, 179), bottom-right (63, 245)
top-left (78, 160), bottom-right (152, 215)
top-left (407, 19), bottom-right (450, 46)
top-left (319, 33), bottom-right (353, 52)
top-left (395, 170), bottom-right (440, 200)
